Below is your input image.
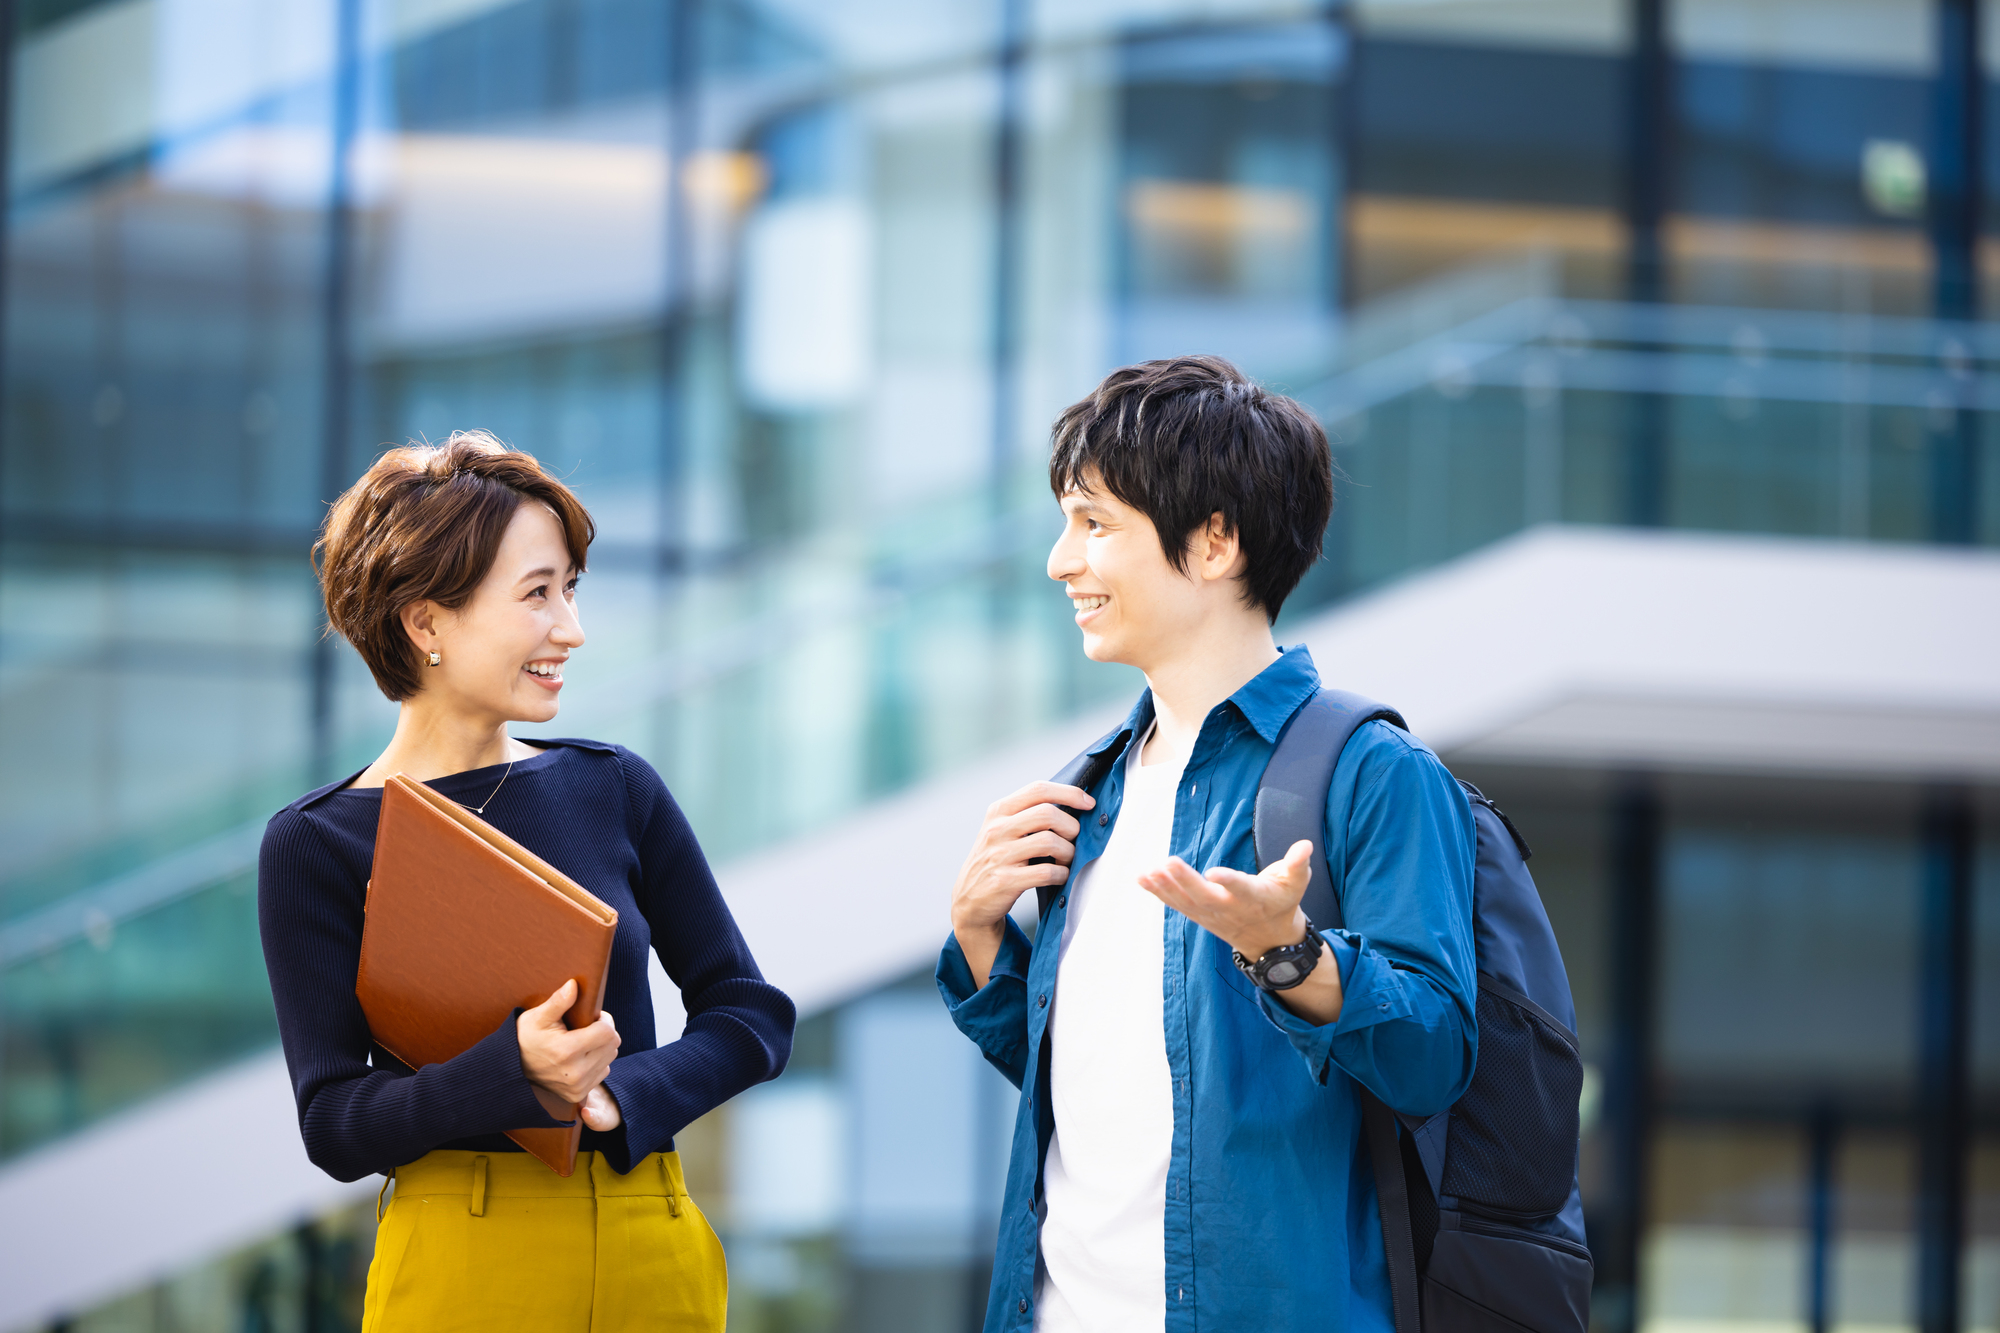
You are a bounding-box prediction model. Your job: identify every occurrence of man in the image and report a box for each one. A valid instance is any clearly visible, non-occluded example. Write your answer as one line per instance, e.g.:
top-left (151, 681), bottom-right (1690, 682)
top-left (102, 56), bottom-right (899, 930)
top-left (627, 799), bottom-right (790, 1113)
top-left (938, 355), bottom-right (1478, 1332)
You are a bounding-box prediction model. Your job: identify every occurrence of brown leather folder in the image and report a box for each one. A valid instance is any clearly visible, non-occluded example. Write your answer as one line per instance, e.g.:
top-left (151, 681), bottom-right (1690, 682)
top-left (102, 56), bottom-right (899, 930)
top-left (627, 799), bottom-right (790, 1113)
top-left (358, 772), bottom-right (618, 1177)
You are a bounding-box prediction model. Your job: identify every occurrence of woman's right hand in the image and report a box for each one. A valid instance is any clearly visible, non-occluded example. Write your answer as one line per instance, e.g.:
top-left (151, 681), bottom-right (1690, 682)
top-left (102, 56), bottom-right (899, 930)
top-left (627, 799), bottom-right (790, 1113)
top-left (517, 979), bottom-right (620, 1117)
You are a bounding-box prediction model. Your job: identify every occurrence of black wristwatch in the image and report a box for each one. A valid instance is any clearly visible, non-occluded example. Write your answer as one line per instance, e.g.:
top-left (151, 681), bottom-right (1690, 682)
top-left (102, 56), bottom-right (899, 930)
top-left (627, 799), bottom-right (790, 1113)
top-left (1232, 920), bottom-right (1325, 992)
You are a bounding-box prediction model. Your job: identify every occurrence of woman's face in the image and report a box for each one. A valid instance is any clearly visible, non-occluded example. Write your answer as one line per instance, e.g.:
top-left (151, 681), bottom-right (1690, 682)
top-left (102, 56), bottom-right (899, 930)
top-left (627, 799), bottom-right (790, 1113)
top-left (407, 501), bottom-right (584, 724)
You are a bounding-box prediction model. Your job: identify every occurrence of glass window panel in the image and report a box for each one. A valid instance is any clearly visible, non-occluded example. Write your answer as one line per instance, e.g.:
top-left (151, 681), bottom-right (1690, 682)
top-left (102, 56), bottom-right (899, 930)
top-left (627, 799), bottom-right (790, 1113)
top-left (1978, 824), bottom-right (2000, 1097)
top-left (1643, 1121), bottom-right (1808, 1331)
top-left (729, 0), bottom-right (999, 74)
top-left (1972, 1140), bottom-right (2000, 1333)
top-left (1675, 0), bottom-right (1932, 74)
top-left (1115, 20), bottom-right (1343, 372)
top-left (1666, 0), bottom-right (1934, 315)
top-left (1349, 2), bottom-right (1626, 302)
top-left (2, 872), bottom-right (274, 1157)
top-left (1356, 0), bottom-right (1625, 53)
top-left (1018, 13), bottom-right (1347, 439)
top-left (1832, 1130), bottom-right (1918, 1333)
top-left (1660, 814), bottom-right (1920, 1098)
top-left (840, 990), bottom-right (992, 1263)
top-left (1032, 0), bottom-right (1319, 46)
top-left (4, 0), bottom-right (336, 897)
top-left (728, 1076), bottom-right (847, 1237)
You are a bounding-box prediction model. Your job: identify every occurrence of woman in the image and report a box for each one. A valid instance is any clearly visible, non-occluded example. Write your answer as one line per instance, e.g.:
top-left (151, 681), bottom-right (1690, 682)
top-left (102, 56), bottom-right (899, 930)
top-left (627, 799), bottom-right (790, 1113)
top-left (258, 432), bottom-right (794, 1331)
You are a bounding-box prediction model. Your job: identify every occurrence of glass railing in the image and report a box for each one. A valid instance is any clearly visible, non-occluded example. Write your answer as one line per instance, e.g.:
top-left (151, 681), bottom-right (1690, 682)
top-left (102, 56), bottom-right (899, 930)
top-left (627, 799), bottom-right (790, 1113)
top-left (1303, 274), bottom-right (2000, 598)
top-left (6, 257), bottom-right (1996, 1162)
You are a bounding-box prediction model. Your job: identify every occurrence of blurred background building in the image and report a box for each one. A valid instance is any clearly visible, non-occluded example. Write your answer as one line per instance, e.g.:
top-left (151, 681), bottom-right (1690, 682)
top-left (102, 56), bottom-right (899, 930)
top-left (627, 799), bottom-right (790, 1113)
top-left (0, 0), bottom-right (1996, 1329)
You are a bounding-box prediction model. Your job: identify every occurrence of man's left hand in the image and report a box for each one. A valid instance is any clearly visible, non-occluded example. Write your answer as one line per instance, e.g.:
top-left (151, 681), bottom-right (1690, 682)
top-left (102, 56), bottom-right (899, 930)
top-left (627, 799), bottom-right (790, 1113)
top-left (1136, 839), bottom-right (1314, 961)
top-left (1138, 840), bottom-right (1344, 1025)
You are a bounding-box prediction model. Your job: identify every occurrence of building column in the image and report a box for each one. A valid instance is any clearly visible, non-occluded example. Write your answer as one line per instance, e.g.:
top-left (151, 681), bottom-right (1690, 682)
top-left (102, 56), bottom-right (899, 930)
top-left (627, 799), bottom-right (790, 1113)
top-left (989, 0), bottom-right (1027, 497)
top-left (1919, 9), bottom-right (1980, 1312)
top-left (1625, 0), bottom-right (1670, 305)
top-left (1594, 775), bottom-right (1663, 1333)
top-left (658, 0), bottom-right (699, 572)
top-left (1930, 0), bottom-right (1982, 545)
top-left (1807, 1103), bottom-right (1839, 1333)
top-left (0, 0), bottom-right (16, 489)
top-left (309, 0), bottom-right (364, 785)
top-left (1916, 786), bottom-right (1974, 1333)
top-left (1931, 0), bottom-right (1981, 323)
top-left (1622, 0), bottom-right (1672, 528)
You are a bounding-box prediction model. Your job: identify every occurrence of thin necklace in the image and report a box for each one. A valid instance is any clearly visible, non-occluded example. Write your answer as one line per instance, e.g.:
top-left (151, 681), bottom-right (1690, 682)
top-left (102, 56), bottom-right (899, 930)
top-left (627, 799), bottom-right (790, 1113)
top-left (464, 758), bottom-right (516, 816)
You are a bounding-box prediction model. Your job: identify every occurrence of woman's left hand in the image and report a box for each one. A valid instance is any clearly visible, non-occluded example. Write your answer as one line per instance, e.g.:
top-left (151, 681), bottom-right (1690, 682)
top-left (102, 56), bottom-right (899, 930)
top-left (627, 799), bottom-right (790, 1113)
top-left (580, 1082), bottom-right (622, 1131)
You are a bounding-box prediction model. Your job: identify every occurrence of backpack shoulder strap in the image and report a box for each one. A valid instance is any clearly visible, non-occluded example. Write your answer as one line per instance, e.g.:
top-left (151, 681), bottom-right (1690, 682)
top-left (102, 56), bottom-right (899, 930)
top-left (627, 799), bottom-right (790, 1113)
top-left (1363, 1089), bottom-right (1424, 1333)
top-left (1258, 688), bottom-right (1422, 1333)
top-left (1036, 728), bottom-right (1134, 918)
top-left (1254, 687), bottom-right (1406, 932)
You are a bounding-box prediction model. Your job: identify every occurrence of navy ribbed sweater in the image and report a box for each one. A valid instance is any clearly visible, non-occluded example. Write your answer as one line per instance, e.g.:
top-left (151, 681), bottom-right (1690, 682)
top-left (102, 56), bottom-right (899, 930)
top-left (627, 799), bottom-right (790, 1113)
top-left (257, 738), bottom-right (795, 1182)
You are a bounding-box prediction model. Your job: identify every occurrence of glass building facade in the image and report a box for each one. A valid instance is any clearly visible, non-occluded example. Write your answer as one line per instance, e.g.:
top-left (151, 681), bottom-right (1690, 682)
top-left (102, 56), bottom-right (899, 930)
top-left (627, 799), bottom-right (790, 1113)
top-left (1, 1), bottom-right (1996, 1330)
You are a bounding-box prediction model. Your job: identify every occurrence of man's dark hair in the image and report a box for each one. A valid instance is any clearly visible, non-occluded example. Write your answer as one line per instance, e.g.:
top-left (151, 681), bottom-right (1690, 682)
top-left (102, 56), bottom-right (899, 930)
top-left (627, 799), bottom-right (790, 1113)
top-left (1048, 355), bottom-right (1333, 623)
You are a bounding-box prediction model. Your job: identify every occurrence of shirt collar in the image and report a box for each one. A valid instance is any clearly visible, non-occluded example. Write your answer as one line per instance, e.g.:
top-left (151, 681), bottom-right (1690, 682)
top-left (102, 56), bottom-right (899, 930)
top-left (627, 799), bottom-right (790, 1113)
top-left (1094, 643), bottom-right (1321, 761)
top-left (1083, 692), bottom-right (1157, 768)
top-left (1227, 644), bottom-right (1323, 743)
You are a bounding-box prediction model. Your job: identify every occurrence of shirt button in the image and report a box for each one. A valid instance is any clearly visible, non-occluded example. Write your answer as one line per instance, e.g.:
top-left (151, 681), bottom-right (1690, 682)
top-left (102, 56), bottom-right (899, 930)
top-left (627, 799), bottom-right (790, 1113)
top-left (1098, 813), bottom-right (1108, 826)
top-left (1058, 895), bottom-right (1067, 908)
top-left (1038, 994), bottom-right (1048, 1008)
top-left (1019, 1298), bottom-right (1029, 1313)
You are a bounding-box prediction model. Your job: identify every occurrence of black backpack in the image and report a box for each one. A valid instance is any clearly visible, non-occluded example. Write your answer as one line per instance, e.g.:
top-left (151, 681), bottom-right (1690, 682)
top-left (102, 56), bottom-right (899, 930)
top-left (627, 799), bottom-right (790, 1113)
top-left (1048, 688), bottom-right (1592, 1333)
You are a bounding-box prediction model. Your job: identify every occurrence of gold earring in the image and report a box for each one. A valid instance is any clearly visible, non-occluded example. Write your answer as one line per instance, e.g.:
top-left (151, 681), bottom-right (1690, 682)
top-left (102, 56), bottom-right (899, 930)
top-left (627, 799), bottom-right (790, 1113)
top-left (428, 650), bottom-right (441, 666)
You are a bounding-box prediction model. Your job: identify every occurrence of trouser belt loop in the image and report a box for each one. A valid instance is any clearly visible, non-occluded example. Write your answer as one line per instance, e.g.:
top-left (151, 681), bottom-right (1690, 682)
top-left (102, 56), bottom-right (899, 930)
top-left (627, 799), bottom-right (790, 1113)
top-left (376, 1175), bottom-right (394, 1224)
top-left (470, 1155), bottom-right (489, 1218)
top-left (662, 1154), bottom-right (681, 1217)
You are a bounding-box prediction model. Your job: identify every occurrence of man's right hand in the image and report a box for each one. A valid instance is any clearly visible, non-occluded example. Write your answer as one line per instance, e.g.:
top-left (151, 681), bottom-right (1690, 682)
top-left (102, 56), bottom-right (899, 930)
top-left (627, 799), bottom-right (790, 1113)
top-left (517, 979), bottom-right (621, 1119)
top-left (951, 781), bottom-right (1095, 989)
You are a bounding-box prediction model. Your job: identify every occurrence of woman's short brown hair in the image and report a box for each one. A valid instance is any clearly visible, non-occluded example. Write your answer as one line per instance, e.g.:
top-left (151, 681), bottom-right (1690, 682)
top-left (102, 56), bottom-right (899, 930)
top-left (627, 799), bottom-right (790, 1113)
top-left (316, 431), bottom-right (596, 701)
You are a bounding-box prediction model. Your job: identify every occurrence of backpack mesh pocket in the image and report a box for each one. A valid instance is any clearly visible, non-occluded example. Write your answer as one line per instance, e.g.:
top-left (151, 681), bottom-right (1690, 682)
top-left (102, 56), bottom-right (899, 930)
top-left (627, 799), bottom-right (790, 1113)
top-left (1441, 980), bottom-right (1583, 1220)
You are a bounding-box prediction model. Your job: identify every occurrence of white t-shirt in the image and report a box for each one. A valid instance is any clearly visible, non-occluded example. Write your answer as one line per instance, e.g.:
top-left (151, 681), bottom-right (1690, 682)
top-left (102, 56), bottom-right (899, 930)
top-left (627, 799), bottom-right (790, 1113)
top-left (1035, 727), bottom-right (1182, 1333)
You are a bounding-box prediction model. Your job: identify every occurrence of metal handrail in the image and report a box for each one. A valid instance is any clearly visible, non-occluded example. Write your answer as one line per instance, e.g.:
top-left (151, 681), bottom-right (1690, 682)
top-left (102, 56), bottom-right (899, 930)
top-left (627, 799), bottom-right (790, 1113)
top-left (0, 825), bottom-right (264, 966)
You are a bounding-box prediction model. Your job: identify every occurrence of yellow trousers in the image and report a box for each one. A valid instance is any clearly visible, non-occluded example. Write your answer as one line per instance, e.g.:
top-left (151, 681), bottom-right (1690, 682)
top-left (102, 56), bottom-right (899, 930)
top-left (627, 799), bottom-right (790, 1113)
top-left (362, 1149), bottom-right (726, 1332)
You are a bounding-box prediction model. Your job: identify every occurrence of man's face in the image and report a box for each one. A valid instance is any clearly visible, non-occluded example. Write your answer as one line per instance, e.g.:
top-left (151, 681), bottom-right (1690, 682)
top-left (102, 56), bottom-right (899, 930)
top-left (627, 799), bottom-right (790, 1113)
top-left (1047, 480), bottom-right (1204, 669)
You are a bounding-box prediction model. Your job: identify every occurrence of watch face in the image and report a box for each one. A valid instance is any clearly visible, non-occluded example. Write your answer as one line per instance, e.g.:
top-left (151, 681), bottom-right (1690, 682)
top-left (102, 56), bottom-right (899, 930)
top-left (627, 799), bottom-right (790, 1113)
top-left (1264, 957), bottom-right (1306, 987)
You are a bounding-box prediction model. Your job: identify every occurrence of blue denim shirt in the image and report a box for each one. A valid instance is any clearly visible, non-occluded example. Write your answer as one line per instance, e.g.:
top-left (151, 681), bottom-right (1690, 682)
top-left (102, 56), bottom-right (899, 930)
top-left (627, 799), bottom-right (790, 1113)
top-left (937, 646), bottom-right (1478, 1333)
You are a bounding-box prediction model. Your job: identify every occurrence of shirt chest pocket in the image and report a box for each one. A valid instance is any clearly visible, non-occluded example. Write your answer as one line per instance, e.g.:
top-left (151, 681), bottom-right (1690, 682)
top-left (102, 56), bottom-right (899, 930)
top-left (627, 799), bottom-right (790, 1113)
top-left (1208, 935), bottom-right (1263, 1007)
top-left (1214, 960), bottom-right (1261, 1007)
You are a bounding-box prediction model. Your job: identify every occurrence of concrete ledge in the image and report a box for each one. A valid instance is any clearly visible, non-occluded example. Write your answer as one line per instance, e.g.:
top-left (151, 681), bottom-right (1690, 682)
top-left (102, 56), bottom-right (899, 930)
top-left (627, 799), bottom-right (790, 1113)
top-left (1295, 526), bottom-right (2000, 779)
top-left (0, 1051), bottom-right (371, 1332)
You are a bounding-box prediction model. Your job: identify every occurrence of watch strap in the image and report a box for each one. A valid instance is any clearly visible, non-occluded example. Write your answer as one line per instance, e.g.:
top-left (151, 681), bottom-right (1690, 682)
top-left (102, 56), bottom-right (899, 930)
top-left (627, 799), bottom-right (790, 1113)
top-left (1232, 919), bottom-right (1324, 992)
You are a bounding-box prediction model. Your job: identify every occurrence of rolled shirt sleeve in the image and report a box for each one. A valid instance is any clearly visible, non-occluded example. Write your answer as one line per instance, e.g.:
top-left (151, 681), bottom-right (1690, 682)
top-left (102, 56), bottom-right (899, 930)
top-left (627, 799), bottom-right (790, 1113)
top-left (937, 921), bottom-right (1036, 1089)
top-left (1256, 722), bottom-right (1480, 1118)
